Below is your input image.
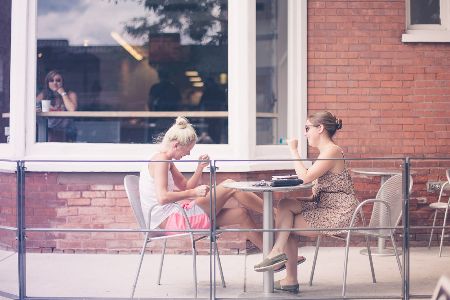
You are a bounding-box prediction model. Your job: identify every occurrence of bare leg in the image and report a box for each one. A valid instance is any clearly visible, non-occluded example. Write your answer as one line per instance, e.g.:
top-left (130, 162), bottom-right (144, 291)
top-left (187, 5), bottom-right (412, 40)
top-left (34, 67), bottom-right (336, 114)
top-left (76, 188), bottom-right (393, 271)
top-left (233, 190), bottom-right (264, 214)
top-left (282, 236), bottom-right (300, 285)
top-left (216, 207), bottom-right (263, 250)
top-left (280, 214), bottom-right (319, 285)
top-left (267, 198), bottom-right (304, 258)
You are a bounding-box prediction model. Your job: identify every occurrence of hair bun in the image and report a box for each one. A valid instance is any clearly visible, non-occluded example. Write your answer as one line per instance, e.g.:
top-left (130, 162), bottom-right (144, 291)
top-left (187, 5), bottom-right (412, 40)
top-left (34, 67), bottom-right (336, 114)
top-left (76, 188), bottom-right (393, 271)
top-left (175, 116), bottom-right (189, 129)
top-left (336, 118), bottom-right (343, 130)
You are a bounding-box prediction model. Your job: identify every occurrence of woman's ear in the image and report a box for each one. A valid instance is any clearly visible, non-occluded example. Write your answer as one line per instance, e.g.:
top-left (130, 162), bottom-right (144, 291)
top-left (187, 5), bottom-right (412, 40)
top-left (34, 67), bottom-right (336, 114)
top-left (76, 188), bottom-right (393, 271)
top-left (317, 124), bottom-right (324, 133)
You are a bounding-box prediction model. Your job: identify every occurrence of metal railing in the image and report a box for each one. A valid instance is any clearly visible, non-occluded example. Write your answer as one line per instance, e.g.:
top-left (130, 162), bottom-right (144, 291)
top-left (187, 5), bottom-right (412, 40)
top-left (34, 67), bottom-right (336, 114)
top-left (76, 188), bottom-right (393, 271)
top-left (0, 157), bottom-right (449, 299)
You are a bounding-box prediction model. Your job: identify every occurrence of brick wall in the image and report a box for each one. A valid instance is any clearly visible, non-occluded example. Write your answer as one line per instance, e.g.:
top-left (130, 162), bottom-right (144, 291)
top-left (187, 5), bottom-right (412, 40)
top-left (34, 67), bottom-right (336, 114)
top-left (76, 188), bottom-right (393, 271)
top-left (307, 0), bottom-right (450, 157)
top-left (1, 163), bottom-right (449, 254)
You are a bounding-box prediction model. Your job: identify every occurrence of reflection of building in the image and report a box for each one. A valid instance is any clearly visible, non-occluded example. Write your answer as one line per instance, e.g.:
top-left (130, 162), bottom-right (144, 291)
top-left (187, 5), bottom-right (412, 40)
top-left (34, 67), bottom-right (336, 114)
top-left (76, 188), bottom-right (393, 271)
top-left (148, 33), bottom-right (189, 63)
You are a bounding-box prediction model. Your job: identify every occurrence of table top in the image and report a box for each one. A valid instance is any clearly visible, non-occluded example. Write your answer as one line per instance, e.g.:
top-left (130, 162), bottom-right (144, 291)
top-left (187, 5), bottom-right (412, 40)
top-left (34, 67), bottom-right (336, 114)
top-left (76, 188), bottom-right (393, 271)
top-left (351, 168), bottom-right (402, 176)
top-left (222, 180), bottom-right (313, 192)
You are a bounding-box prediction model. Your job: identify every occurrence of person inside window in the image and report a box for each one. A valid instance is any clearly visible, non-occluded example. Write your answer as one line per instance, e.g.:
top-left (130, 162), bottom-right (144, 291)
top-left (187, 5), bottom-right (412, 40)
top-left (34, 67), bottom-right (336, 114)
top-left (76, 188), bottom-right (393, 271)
top-left (36, 70), bottom-right (78, 141)
top-left (139, 116), bottom-right (263, 249)
top-left (253, 111), bottom-right (359, 294)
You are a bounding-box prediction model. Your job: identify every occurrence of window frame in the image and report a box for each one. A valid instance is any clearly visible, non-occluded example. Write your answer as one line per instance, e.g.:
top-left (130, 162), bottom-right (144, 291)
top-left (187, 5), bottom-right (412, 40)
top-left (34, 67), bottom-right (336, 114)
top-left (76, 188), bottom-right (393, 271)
top-left (402, 0), bottom-right (450, 42)
top-left (4, 0), bottom-right (307, 172)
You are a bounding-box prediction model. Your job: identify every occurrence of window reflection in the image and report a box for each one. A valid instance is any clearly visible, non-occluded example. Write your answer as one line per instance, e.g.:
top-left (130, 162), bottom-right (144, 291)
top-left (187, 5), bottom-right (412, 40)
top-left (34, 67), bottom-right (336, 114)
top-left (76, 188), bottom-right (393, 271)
top-left (256, 0), bottom-right (288, 145)
top-left (410, 0), bottom-right (441, 25)
top-left (36, 0), bottom-right (228, 144)
top-left (0, 0), bottom-right (11, 144)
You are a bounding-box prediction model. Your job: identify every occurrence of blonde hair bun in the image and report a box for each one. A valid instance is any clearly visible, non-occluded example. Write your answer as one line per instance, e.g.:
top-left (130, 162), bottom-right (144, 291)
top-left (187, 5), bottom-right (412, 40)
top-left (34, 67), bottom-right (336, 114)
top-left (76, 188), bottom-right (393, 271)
top-left (175, 116), bottom-right (189, 129)
top-left (161, 116), bottom-right (197, 147)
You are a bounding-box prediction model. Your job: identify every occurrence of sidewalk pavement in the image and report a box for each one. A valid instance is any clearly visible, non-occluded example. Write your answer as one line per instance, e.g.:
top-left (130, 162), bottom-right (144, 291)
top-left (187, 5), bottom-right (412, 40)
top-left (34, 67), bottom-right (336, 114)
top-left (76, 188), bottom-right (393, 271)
top-left (0, 246), bottom-right (448, 299)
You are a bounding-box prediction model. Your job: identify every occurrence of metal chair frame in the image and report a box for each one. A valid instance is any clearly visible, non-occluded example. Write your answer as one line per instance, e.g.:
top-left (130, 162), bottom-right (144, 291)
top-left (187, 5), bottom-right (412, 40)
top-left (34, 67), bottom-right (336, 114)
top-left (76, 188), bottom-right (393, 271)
top-left (309, 174), bottom-right (412, 296)
top-left (428, 169), bottom-right (450, 257)
top-left (124, 175), bottom-right (225, 298)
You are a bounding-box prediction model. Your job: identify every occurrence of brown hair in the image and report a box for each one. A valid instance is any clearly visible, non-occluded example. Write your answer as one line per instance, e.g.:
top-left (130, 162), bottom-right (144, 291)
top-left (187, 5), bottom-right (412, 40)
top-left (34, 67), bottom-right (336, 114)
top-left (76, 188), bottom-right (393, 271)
top-left (308, 111), bottom-right (342, 138)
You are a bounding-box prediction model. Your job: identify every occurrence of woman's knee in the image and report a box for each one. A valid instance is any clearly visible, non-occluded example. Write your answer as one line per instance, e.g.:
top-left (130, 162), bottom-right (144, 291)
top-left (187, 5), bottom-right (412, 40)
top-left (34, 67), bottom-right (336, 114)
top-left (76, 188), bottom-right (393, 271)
top-left (218, 178), bottom-right (235, 185)
top-left (278, 198), bottom-right (294, 211)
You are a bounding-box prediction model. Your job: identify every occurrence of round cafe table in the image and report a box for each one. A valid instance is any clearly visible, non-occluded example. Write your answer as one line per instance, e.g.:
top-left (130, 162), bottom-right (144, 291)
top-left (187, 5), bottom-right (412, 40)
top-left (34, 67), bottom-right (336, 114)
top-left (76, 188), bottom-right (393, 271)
top-left (222, 180), bottom-right (312, 294)
top-left (351, 168), bottom-right (402, 256)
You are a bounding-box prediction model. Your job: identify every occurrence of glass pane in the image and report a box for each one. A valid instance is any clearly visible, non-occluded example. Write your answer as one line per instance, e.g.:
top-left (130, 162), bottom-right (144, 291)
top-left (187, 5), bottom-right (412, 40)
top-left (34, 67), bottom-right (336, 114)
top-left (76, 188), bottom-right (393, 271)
top-left (36, 0), bottom-right (228, 144)
top-left (256, 0), bottom-right (287, 145)
top-left (0, 0), bottom-right (11, 144)
top-left (411, 0), bottom-right (441, 25)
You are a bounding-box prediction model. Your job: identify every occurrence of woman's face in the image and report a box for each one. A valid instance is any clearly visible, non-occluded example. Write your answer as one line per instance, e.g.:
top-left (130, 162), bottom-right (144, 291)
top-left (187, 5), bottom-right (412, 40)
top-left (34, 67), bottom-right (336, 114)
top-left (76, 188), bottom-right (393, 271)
top-left (48, 74), bottom-right (63, 91)
top-left (172, 141), bottom-right (195, 160)
top-left (304, 119), bottom-right (321, 147)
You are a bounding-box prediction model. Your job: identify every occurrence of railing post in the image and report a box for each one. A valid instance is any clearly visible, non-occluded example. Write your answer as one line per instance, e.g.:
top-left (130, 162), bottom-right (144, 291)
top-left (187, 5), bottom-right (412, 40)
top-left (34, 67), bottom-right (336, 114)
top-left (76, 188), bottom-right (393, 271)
top-left (16, 160), bottom-right (26, 300)
top-left (402, 158), bottom-right (410, 300)
top-left (209, 162), bottom-right (218, 300)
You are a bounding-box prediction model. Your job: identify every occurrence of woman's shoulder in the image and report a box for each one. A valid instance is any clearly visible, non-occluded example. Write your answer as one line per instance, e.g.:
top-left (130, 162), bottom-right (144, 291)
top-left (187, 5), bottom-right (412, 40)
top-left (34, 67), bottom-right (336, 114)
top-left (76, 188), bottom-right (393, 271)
top-left (320, 144), bottom-right (344, 158)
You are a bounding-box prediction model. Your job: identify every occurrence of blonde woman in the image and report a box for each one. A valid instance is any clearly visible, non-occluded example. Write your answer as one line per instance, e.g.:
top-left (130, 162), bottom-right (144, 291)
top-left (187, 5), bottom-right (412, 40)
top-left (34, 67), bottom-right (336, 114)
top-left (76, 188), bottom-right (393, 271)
top-left (139, 116), bottom-right (264, 250)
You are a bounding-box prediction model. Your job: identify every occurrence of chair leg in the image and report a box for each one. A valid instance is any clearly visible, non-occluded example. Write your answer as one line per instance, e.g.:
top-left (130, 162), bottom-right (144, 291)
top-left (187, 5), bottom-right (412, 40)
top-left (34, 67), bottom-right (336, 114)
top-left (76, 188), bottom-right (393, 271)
top-left (309, 235), bottom-right (321, 286)
top-left (214, 242), bottom-right (226, 288)
top-left (342, 232), bottom-right (352, 297)
top-left (192, 240), bottom-right (198, 298)
top-left (390, 233), bottom-right (403, 280)
top-left (428, 209), bottom-right (438, 248)
top-left (439, 205), bottom-right (449, 257)
top-left (157, 239), bottom-right (167, 285)
top-left (364, 234), bottom-right (376, 283)
top-left (131, 233), bottom-right (149, 299)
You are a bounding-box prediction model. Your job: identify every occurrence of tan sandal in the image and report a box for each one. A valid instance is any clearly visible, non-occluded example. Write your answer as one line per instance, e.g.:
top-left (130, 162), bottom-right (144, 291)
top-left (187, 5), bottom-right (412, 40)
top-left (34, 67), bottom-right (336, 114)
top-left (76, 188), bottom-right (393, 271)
top-left (253, 253), bottom-right (288, 272)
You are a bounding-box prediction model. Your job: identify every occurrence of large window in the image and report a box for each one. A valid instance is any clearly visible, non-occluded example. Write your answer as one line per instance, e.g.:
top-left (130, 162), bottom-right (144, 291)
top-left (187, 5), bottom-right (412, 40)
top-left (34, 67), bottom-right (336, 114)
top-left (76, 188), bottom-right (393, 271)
top-left (0, 0), bottom-right (11, 144)
top-left (402, 0), bottom-right (450, 42)
top-left (256, 0), bottom-right (287, 145)
top-left (36, 0), bottom-right (228, 144)
top-left (4, 0), bottom-right (307, 171)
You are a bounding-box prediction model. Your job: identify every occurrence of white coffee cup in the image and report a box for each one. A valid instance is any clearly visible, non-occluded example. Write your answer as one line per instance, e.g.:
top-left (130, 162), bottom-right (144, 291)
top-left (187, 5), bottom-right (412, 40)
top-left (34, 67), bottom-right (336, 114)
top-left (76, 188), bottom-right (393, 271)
top-left (41, 100), bottom-right (51, 112)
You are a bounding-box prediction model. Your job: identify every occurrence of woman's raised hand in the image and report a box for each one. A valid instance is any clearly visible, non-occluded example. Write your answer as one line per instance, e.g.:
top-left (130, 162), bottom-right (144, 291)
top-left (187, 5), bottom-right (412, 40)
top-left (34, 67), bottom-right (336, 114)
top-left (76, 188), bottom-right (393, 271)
top-left (194, 184), bottom-right (210, 197)
top-left (287, 138), bottom-right (299, 151)
top-left (198, 154), bottom-right (210, 169)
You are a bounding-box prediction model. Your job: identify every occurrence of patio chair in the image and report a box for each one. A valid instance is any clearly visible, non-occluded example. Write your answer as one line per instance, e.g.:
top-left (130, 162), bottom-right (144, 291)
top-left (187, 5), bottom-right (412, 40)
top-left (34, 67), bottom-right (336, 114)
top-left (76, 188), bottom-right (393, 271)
top-left (428, 169), bottom-right (450, 257)
top-left (124, 175), bottom-right (225, 298)
top-left (309, 174), bottom-right (413, 296)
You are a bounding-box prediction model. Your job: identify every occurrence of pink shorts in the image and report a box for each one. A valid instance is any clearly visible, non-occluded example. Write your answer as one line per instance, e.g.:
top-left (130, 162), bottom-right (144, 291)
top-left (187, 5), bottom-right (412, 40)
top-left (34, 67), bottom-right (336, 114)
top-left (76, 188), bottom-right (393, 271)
top-left (164, 202), bottom-right (211, 235)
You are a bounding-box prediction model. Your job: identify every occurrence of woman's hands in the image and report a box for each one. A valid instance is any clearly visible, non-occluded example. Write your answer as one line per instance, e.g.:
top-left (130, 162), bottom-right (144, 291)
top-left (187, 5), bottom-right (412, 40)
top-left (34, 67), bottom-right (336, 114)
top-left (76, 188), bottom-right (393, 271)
top-left (193, 184), bottom-right (210, 197)
top-left (197, 154), bottom-right (210, 169)
top-left (287, 138), bottom-right (298, 151)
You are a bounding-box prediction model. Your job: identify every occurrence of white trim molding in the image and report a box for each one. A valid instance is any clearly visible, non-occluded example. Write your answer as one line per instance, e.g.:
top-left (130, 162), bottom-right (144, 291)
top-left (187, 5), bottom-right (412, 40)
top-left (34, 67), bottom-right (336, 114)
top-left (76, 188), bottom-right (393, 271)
top-left (402, 0), bottom-right (450, 42)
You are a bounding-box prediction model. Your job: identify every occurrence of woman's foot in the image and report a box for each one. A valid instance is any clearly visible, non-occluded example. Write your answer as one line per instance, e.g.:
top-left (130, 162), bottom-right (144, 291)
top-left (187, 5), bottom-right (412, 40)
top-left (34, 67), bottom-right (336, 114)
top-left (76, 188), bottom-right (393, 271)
top-left (274, 279), bottom-right (299, 293)
top-left (273, 255), bottom-right (306, 273)
top-left (254, 253), bottom-right (288, 272)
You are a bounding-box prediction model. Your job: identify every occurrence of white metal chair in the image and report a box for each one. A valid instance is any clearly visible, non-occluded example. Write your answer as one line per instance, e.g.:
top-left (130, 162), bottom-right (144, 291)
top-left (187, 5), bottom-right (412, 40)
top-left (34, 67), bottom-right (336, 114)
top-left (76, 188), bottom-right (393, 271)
top-left (124, 175), bottom-right (225, 298)
top-left (428, 169), bottom-right (450, 257)
top-left (309, 174), bottom-right (413, 296)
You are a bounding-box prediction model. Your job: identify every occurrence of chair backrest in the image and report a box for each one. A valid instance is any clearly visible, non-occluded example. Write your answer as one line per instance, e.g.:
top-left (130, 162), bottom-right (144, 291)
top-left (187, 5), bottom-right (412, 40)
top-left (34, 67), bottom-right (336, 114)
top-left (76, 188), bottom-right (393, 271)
top-left (446, 169), bottom-right (450, 184)
top-left (124, 175), bottom-right (147, 229)
top-left (368, 174), bottom-right (413, 236)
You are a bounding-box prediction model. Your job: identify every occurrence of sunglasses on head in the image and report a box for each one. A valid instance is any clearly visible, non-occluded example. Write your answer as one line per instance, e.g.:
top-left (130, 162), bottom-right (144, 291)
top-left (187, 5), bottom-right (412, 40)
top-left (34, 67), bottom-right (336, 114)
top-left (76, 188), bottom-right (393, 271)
top-left (305, 124), bottom-right (319, 132)
top-left (49, 78), bottom-right (62, 83)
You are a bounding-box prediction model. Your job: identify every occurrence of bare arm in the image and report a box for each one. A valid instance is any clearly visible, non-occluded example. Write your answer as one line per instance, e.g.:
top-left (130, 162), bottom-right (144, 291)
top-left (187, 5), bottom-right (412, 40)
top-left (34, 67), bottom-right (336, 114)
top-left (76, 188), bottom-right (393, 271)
top-left (170, 154), bottom-right (209, 190)
top-left (288, 139), bottom-right (341, 184)
top-left (57, 88), bottom-right (78, 111)
top-left (152, 154), bottom-right (208, 205)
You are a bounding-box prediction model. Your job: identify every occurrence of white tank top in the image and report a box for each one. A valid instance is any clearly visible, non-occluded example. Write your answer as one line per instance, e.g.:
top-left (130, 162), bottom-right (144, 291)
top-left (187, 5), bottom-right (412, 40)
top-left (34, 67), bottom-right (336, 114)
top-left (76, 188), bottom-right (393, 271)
top-left (139, 163), bottom-right (179, 229)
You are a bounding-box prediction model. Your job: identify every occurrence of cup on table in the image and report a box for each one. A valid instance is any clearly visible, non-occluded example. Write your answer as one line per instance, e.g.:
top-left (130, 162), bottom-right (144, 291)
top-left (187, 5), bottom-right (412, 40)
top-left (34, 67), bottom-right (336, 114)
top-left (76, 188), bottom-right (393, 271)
top-left (41, 100), bottom-right (51, 112)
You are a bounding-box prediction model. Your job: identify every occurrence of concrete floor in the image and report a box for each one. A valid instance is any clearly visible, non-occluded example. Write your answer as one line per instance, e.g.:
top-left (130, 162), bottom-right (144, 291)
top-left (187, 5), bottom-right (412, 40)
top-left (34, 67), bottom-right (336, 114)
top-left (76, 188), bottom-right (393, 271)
top-left (0, 246), bottom-right (448, 299)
